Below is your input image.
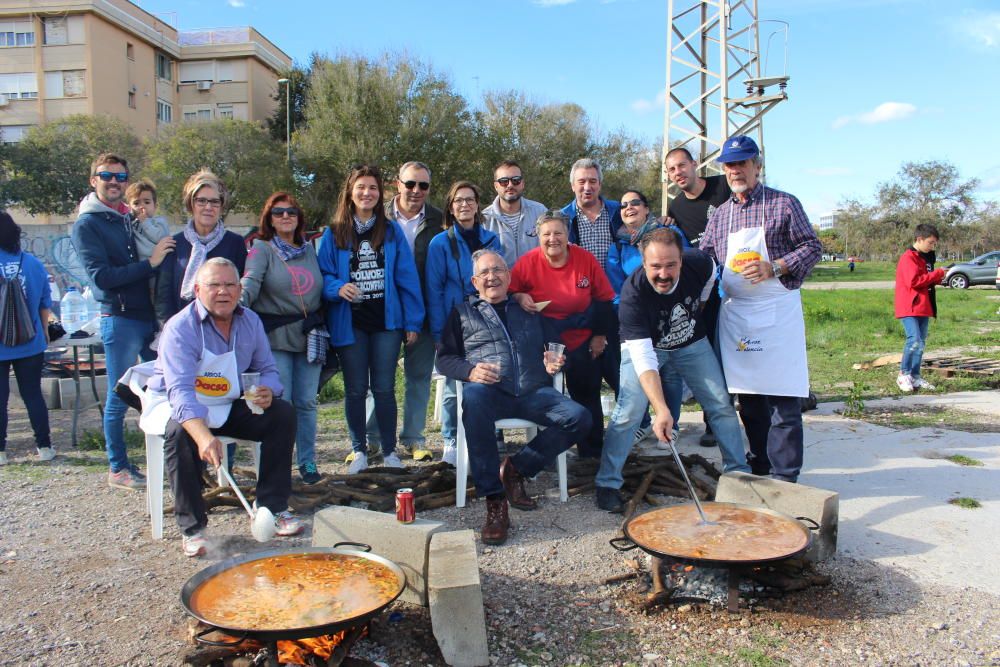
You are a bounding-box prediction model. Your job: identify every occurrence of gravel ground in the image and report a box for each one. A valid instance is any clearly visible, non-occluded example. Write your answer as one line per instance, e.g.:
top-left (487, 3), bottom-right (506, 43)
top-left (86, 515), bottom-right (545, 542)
top-left (1, 403), bottom-right (999, 667)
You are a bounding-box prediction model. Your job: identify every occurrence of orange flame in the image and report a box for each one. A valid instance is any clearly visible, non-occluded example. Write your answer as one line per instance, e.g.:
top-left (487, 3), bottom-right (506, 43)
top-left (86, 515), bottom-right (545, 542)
top-left (277, 630), bottom-right (359, 665)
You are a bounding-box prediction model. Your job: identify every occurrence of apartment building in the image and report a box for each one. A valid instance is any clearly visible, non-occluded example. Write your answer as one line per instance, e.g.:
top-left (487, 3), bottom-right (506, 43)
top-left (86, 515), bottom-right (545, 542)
top-left (0, 0), bottom-right (291, 143)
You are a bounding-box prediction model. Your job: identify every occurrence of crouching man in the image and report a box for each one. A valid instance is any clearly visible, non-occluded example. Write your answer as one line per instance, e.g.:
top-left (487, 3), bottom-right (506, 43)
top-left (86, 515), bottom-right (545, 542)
top-left (436, 249), bottom-right (591, 545)
top-left (146, 258), bottom-right (303, 557)
top-left (595, 228), bottom-right (750, 512)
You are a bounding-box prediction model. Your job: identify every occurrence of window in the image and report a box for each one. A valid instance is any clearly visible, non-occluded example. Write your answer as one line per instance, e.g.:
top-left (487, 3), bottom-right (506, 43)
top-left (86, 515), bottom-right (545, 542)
top-left (43, 17), bottom-right (67, 45)
top-left (126, 42), bottom-right (134, 60)
top-left (217, 104), bottom-right (233, 119)
top-left (183, 107), bottom-right (213, 122)
top-left (157, 99), bottom-right (172, 123)
top-left (0, 21), bottom-right (35, 47)
top-left (155, 53), bottom-right (172, 81)
top-left (179, 61), bottom-right (213, 83)
top-left (44, 70), bottom-right (86, 98)
top-left (128, 90), bottom-right (135, 108)
top-left (0, 125), bottom-right (31, 144)
top-left (0, 73), bottom-right (38, 100)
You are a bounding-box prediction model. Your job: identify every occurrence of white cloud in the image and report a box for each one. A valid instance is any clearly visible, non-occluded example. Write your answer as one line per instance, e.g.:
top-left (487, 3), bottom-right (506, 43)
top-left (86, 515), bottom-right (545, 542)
top-left (533, 0), bottom-right (576, 6)
top-left (630, 89), bottom-right (666, 115)
top-left (227, 0), bottom-right (246, 7)
top-left (977, 165), bottom-right (1000, 195)
top-left (952, 11), bottom-right (1000, 49)
top-left (832, 102), bottom-right (917, 129)
top-left (805, 167), bottom-right (852, 177)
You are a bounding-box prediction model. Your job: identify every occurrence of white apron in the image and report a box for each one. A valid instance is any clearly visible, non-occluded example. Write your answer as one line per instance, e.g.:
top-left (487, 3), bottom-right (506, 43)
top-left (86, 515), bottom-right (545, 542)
top-left (717, 196), bottom-right (809, 397)
top-left (140, 326), bottom-right (242, 435)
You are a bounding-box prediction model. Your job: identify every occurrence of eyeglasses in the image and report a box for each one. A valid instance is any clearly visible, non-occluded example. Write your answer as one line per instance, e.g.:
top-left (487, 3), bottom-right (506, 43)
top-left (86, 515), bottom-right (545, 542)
top-left (495, 176), bottom-right (523, 186)
top-left (271, 206), bottom-right (299, 218)
top-left (475, 267), bottom-right (508, 277)
top-left (194, 197), bottom-right (223, 208)
top-left (401, 180), bottom-right (430, 191)
top-left (201, 281), bottom-right (239, 291)
top-left (621, 198), bottom-right (645, 209)
top-left (453, 197), bottom-right (477, 207)
top-left (96, 171), bottom-right (129, 183)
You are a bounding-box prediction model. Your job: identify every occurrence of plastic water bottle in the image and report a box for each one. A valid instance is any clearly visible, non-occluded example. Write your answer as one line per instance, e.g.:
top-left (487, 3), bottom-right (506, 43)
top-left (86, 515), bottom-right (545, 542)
top-left (81, 286), bottom-right (100, 334)
top-left (60, 287), bottom-right (87, 334)
top-left (47, 275), bottom-right (61, 318)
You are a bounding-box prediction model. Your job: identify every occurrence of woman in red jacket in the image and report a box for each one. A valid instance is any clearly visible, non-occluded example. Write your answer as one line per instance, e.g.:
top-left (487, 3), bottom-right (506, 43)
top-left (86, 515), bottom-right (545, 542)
top-left (894, 224), bottom-right (945, 392)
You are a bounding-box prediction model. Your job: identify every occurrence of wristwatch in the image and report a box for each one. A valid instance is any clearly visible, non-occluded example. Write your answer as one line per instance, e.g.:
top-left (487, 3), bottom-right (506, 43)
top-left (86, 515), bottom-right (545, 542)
top-left (771, 260), bottom-right (783, 277)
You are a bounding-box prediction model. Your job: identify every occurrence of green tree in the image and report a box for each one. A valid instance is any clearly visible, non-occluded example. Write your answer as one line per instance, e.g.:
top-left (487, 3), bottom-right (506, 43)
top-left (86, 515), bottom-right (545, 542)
top-left (144, 120), bottom-right (293, 219)
top-left (2, 114), bottom-right (143, 215)
top-left (266, 62), bottom-right (311, 145)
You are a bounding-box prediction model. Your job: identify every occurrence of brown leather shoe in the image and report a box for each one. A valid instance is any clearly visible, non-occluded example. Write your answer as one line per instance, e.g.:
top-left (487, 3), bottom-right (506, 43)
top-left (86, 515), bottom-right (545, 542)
top-left (482, 497), bottom-right (509, 545)
top-left (499, 456), bottom-right (537, 511)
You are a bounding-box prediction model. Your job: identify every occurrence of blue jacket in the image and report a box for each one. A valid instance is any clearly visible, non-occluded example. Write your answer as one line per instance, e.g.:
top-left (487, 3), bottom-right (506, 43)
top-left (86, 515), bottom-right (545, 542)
top-left (0, 250), bottom-right (52, 361)
top-left (72, 193), bottom-right (155, 320)
top-left (560, 197), bottom-right (624, 248)
top-left (606, 219), bottom-right (691, 304)
top-left (318, 221), bottom-right (425, 347)
top-left (425, 224), bottom-right (502, 342)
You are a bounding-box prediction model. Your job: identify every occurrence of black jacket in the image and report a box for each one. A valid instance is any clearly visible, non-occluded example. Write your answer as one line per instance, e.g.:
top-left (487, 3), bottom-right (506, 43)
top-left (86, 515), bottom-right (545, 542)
top-left (155, 230), bottom-right (247, 323)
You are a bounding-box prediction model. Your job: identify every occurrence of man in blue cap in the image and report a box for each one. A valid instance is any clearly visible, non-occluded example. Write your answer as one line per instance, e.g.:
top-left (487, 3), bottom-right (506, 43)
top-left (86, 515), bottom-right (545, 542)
top-left (700, 136), bottom-right (821, 482)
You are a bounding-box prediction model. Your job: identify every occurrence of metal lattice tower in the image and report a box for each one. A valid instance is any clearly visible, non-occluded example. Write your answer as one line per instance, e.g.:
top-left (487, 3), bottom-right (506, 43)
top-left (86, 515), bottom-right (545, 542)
top-left (660, 0), bottom-right (789, 214)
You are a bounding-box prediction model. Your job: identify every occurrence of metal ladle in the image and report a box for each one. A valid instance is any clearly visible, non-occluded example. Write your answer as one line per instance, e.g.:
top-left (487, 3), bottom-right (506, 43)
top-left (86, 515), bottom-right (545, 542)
top-left (663, 438), bottom-right (718, 526)
top-left (218, 465), bottom-right (276, 542)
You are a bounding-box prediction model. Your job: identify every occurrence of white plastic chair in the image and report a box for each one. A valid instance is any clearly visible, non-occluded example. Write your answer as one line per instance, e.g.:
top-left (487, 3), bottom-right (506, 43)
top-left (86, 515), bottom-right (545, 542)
top-left (432, 373), bottom-right (446, 424)
top-left (454, 373), bottom-right (568, 508)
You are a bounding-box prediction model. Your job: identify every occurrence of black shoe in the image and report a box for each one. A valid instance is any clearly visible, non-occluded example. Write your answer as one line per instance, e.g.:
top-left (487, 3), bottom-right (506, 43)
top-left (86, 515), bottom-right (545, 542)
top-left (699, 431), bottom-right (717, 447)
top-left (299, 462), bottom-right (322, 485)
top-left (595, 486), bottom-right (624, 513)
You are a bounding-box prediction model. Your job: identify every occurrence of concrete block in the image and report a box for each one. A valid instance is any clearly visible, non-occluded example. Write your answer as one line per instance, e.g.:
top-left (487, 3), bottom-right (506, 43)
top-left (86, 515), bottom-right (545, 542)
top-left (715, 472), bottom-right (838, 562)
top-left (312, 505), bottom-right (445, 606)
top-left (428, 530), bottom-right (489, 667)
top-left (56, 375), bottom-right (108, 409)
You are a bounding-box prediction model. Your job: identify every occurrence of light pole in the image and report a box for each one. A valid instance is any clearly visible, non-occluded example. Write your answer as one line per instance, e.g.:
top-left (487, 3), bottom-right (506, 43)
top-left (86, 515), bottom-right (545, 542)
top-left (277, 78), bottom-right (291, 163)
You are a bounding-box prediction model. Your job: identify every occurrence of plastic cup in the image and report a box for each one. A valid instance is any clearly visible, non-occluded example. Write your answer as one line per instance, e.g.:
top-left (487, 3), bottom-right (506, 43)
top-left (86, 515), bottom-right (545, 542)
top-left (241, 372), bottom-right (264, 415)
top-left (601, 394), bottom-right (615, 417)
top-left (545, 342), bottom-right (566, 365)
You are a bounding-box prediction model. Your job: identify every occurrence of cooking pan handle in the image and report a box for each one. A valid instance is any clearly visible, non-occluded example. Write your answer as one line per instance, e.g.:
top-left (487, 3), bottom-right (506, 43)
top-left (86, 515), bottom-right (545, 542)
top-left (194, 627), bottom-right (249, 647)
top-left (796, 516), bottom-right (821, 532)
top-left (609, 536), bottom-right (639, 552)
top-left (333, 541), bottom-right (372, 552)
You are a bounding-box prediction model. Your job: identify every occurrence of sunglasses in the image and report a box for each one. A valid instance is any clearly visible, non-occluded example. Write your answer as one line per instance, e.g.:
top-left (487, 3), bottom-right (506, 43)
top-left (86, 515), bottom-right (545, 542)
top-left (96, 171), bottom-right (129, 183)
top-left (401, 180), bottom-right (430, 191)
top-left (621, 198), bottom-right (645, 209)
top-left (495, 176), bottom-right (523, 186)
top-left (271, 206), bottom-right (299, 217)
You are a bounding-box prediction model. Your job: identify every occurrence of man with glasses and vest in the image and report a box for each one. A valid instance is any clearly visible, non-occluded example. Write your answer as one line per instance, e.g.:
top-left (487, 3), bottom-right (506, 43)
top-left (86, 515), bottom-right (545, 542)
top-left (73, 153), bottom-right (176, 491)
top-left (481, 160), bottom-right (547, 267)
top-left (700, 136), bottom-right (821, 483)
top-left (363, 160), bottom-right (444, 462)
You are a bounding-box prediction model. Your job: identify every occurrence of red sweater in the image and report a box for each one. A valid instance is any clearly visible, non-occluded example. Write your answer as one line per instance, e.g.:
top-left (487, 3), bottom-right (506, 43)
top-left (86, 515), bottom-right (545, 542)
top-left (894, 247), bottom-right (944, 318)
top-left (509, 245), bottom-right (616, 351)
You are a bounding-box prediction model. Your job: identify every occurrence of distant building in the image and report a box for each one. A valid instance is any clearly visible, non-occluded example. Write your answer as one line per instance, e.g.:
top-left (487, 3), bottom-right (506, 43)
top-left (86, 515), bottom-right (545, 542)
top-left (818, 210), bottom-right (840, 231)
top-left (0, 0), bottom-right (289, 141)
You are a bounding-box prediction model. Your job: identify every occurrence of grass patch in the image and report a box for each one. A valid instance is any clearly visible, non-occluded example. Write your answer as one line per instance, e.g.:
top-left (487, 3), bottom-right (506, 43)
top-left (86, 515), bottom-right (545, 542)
top-left (804, 288), bottom-right (1000, 401)
top-left (850, 405), bottom-right (1000, 433)
top-left (948, 497), bottom-right (982, 509)
top-left (807, 261), bottom-right (896, 282)
top-left (734, 648), bottom-right (789, 667)
top-left (945, 454), bottom-right (985, 467)
top-left (76, 427), bottom-right (145, 452)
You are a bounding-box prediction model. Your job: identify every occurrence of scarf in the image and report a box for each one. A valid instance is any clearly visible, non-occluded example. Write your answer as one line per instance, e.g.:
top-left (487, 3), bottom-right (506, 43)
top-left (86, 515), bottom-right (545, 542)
top-left (179, 219), bottom-right (226, 300)
top-left (270, 235), bottom-right (307, 261)
top-left (353, 214), bottom-right (376, 236)
top-left (617, 215), bottom-right (664, 245)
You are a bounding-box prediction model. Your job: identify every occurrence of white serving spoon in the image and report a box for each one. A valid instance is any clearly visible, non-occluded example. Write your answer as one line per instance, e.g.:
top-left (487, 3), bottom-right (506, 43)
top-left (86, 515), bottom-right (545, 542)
top-left (218, 465), bottom-right (276, 542)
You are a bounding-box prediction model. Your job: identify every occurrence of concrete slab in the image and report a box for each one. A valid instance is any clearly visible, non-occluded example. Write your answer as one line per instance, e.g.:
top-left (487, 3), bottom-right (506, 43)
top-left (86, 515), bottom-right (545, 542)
top-left (312, 506), bottom-right (446, 606)
top-left (428, 530), bottom-right (489, 667)
top-left (715, 472), bottom-right (839, 562)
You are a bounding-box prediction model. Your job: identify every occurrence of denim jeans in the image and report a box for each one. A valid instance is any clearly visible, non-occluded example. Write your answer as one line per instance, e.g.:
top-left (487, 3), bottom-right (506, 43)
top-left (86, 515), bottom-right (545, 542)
top-left (0, 353), bottom-right (51, 451)
top-left (272, 349), bottom-right (321, 468)
top-left (367, 331), bottom-right (436, 448)
top-left (596, 338), bottom-right (750, 490)
top-left (100, 315), bottom-right (155, 472)
top-left (462, 383), bottom-right (591, 498)
top-left (900, 316), bottom-right (930, 378)
top-left (738, 394), bottom-right (803, 482)
top-left (336, 328), bottom-right (403, 455)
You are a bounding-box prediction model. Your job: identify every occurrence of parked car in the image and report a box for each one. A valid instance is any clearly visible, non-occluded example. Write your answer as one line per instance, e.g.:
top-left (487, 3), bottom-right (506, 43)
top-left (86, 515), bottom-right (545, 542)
top-left (943, 251), bottom-right (1000, 289)
top-left (995, 258), bottom-right (999, 291)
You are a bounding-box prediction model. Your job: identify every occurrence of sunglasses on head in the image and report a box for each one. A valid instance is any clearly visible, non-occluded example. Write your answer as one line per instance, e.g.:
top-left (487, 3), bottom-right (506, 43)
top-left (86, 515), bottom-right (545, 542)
top-left (401, 180), bottom-right (430, 191)
top-left (96, 171), bottom-right (129, 183)
top-left (496, 176), bottom-right (523, 186)
top-left (621, 198), bottom-right (645, 209)
top-left (271, 206), bottom-right (300, 217)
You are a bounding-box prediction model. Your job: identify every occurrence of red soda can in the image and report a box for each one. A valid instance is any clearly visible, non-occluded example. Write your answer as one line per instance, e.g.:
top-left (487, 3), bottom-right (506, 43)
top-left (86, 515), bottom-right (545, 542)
top-left (396, 488), bottom-right (415, 523)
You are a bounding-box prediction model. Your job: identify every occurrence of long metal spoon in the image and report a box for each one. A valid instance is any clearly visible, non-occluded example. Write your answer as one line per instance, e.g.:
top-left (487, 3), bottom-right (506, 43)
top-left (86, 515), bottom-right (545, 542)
top-left (218, 465), bottom-right (276, 542)
top-left (663, 438), bottom-right (718, 526)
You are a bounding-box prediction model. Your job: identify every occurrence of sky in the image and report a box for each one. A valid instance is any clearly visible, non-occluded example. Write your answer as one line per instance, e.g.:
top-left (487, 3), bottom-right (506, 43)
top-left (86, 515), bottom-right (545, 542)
top-left (135, 0), bottom-right (1000, 223)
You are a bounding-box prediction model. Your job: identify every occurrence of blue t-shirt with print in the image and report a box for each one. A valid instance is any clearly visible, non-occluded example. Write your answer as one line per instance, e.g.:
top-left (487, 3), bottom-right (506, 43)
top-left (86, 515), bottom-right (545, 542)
top-left (0, 249), bottom-right (52, 360)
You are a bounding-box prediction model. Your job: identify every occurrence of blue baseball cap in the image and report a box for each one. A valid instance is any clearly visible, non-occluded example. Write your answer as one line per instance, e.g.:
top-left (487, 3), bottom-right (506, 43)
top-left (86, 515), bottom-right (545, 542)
top-left (717, 135), bottom-right (760, 163)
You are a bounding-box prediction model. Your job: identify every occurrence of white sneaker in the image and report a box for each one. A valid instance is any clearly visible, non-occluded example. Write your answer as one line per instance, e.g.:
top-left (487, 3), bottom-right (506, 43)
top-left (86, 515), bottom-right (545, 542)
top-left (442, 444), bottom-right (457, 466)
top-left (896, 374), bottom-right (914, 393)
top-left (912, 377), bottom-right (936, 391)
top-left (0, 451), bottom-right (7, 465)
top-left (382, 453), bottom-right (404, 469)
top-left (37, 447), bottom-right (55, 461)
top-left (632, 425), bottom-right (654, 445)
top-left (653, 428), bottom-right (680, 450)
top-left (348, 452), bottom-right (368, 474)
top-left (182, 530), bottom-right (207, 558)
